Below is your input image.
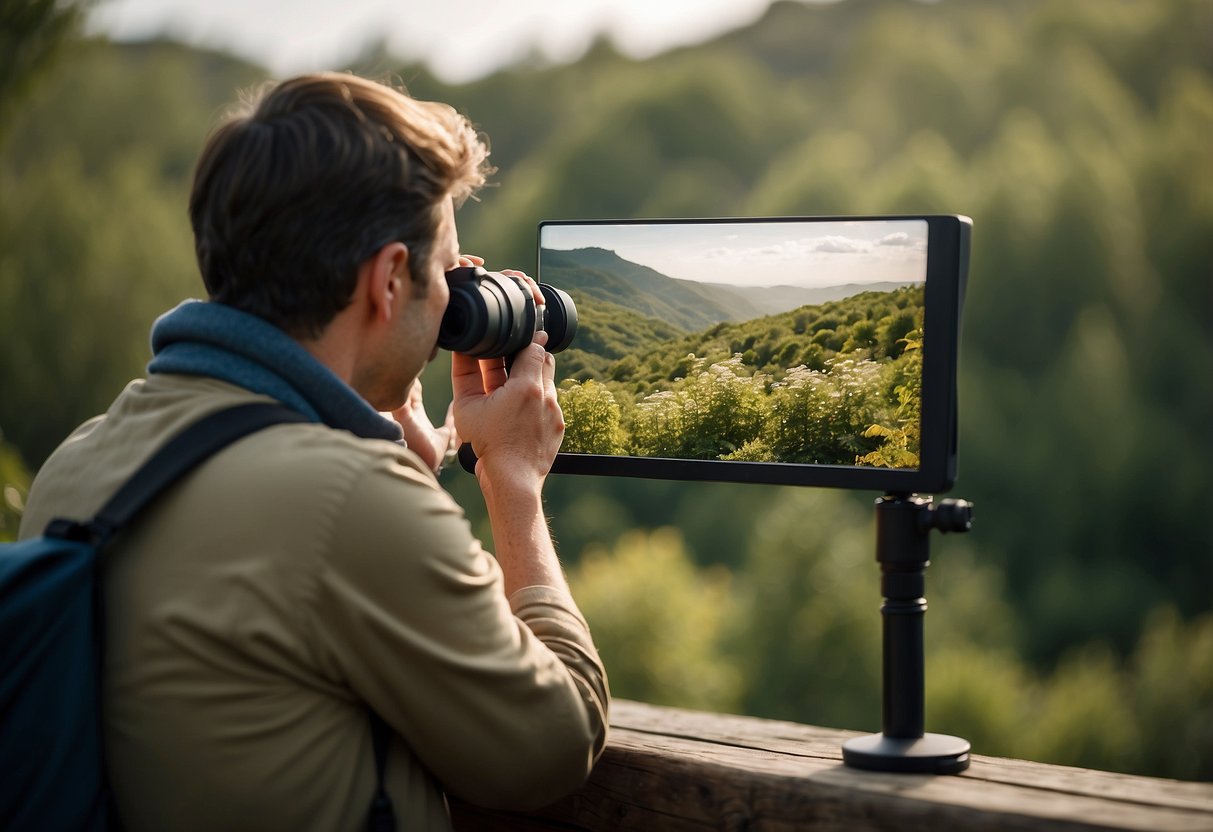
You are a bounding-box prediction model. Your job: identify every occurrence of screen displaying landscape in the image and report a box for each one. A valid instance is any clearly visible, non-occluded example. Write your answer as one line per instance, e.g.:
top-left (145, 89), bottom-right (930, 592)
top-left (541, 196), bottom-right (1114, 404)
top-left (539, 219), bottom-right (929, 469)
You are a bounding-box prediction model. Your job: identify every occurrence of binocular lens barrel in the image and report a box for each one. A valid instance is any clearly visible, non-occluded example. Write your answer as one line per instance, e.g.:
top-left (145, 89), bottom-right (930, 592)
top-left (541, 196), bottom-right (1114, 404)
top-left (438, 266), bottom-right (577, 359)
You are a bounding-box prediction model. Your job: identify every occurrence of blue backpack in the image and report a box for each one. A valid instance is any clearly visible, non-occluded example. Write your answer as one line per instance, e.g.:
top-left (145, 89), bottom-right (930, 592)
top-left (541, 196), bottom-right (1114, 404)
top-left (0, 403), bottom-right (314, 831)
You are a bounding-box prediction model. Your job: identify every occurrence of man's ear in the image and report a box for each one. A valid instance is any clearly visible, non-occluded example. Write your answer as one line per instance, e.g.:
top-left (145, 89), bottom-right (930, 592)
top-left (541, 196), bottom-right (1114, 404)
top-left (363, 241), bottom-right (410, 323)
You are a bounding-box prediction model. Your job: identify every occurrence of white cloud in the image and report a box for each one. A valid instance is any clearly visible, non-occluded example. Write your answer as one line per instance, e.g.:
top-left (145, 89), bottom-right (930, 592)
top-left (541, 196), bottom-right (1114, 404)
top-left (87, 0), bottom-right (778, 83)
top-left (878, 231), bottom-right (914, 247)
top-left (812, 235), bottom-right (870, 254)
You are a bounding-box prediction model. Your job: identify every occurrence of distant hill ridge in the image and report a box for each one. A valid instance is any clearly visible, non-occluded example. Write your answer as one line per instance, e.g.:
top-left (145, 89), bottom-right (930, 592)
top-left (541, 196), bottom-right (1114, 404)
top-left (696, 279), bottom-right (922, 316)
top-left (541, 246), bottom-right (917, 326)
top-left (540, 247), bottom-right (755, 331)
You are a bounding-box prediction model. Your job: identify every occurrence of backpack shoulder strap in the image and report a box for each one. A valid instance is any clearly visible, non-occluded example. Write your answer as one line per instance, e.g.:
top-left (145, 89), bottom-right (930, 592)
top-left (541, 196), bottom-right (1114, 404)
top-left (44, 401), bottom-right (400, 827)
top-left (83, 402), bottom-right (307, 546)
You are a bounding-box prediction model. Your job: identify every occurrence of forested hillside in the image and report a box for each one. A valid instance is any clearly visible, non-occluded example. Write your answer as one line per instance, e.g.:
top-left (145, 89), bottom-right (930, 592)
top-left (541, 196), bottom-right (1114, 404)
top-left (549, 248), bottom-right (925, 467)
top-left (2, 0), bottom-right (1210, 779)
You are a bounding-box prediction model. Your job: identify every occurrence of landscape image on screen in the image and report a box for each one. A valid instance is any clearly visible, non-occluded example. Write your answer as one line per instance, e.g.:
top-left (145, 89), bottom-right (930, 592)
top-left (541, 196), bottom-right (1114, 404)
top-left (539, 219), bottom-right (929, 469)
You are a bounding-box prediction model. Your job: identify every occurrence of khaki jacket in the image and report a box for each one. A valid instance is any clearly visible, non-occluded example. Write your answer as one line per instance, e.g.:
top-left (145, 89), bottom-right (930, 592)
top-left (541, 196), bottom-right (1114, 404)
top-left (20, 374), bottom-right (608, 831)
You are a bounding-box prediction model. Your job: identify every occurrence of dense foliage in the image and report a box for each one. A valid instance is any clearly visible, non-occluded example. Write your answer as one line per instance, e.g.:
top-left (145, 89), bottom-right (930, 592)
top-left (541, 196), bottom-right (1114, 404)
top-left (557, 283), bottom-right (924, 466)
top-left (2, 0), bottom-right (1210, 779)
top-left (0, 0), bottom-right (87, 139)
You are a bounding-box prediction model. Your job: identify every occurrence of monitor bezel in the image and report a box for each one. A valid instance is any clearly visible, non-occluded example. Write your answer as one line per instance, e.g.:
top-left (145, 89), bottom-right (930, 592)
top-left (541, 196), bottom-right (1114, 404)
top-left (539, 214), bottom-right (971, 494)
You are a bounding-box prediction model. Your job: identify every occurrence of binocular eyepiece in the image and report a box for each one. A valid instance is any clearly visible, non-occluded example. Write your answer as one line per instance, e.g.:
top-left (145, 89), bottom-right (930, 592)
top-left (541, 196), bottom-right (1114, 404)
top-left (438, 266), bottom-right (577, 360)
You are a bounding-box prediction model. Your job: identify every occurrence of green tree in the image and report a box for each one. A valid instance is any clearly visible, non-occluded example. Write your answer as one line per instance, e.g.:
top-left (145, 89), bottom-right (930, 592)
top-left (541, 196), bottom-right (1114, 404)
top-left (0, 0), bottom-right (86, 141)
top-left (0, 151), bottom-right (197, 466)
top-left (842, 319), bottom-right (878, 354)
top-left (0, 40), bottom-right (264, 468)
top-left (629, 355), bottom-right (769, 460)
top-left (1026, 644), bottom-right (1144, 773)
top-left (0, 436), bottom-right (31, 541)
top-left (558, 379), bottom-right (626, 455)
top-left (1127, 608), bottom-right (1213, 779)
top-left (766, 358), bottom-right (889, 466)
top-left (733, 488), bottom-right (882, 730)
top-left (857, 334), bottom-right (922, 468)
top-left (877, 310), bottom-right (918, 359)
top-left (569, 528), bottom-right (742, 711)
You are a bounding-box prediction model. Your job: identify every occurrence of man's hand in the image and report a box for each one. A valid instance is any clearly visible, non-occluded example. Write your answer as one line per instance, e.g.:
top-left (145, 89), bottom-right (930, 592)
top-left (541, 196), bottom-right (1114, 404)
top-left (451, 328), bottom-right (564, 495)
top-left (390, 380), bottom-right (457, 475)
top-left (450, 264), bottom-right (563, 492)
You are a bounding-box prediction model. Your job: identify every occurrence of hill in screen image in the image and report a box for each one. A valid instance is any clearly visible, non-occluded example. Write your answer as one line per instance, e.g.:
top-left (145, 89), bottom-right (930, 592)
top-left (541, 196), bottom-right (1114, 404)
top-left (541, 246), bottom-right (925, 468)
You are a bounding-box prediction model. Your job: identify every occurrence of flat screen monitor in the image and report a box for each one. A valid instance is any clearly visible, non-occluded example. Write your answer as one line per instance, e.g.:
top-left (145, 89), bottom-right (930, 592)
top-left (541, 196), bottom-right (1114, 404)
top-left (535, 215), bottom-right (970, 493)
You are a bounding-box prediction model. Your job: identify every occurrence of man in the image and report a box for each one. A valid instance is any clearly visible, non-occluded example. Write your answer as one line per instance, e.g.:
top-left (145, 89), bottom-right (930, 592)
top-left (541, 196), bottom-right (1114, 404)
top-left (19, 72), bottom-right (608, 830)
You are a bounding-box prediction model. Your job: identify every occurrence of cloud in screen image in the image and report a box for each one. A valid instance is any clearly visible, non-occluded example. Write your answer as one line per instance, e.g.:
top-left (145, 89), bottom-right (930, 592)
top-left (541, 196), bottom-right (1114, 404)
top-left (541, 219), bottom-right (927, 289)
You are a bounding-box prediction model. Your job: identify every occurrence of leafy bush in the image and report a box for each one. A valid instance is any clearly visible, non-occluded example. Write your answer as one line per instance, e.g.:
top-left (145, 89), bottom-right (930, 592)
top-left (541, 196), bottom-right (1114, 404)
top-left (558, 379), bottom-right (627, 455)
top-left (568, 528), bottom-right (742, 711)
top-left (0, 437), bottom-right (31, 542)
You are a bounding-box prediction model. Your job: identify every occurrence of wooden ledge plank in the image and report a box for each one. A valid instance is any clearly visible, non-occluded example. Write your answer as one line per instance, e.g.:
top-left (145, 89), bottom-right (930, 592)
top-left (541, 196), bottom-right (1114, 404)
top-left (609, 700), bottom-right (1213, 813)
top-left (451, 701), bottom-right (1213, 832)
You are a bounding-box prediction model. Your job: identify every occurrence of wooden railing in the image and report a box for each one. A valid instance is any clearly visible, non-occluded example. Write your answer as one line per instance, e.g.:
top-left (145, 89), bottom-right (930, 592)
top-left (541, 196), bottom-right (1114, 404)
top-left (451, 700), bottom-right (1213, 831)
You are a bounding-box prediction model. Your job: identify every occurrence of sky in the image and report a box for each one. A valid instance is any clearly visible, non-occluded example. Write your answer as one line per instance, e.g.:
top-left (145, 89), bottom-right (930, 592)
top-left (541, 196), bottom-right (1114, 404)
top-left (539, 220), bottom-right (928, 288)
top-left (85, 0), bottom-right (813, 83)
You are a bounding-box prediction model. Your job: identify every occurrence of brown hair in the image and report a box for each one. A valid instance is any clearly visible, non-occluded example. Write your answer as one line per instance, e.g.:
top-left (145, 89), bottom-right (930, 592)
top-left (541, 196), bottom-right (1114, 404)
top-left (189, 72), bottom-right (492, 338)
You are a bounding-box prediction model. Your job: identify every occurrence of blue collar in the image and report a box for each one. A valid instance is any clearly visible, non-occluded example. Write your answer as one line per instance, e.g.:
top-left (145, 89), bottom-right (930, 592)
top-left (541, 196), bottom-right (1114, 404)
top-left (147, 300), bottom-right (402, 442)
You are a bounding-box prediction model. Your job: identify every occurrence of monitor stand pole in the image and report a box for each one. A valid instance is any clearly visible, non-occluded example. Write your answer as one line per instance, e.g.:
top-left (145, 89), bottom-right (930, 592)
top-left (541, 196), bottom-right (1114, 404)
top-left (842, 494), bottom-right (973, 775)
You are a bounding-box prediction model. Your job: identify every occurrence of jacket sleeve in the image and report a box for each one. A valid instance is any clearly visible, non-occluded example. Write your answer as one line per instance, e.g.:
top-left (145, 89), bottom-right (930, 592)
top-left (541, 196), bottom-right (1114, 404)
top-left (306, 448), bottom-right (609, 810)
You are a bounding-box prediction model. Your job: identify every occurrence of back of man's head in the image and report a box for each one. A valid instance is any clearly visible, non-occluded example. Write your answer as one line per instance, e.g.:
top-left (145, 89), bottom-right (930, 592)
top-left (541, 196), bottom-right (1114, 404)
top-left (190, 72), bottom-right (491, 339)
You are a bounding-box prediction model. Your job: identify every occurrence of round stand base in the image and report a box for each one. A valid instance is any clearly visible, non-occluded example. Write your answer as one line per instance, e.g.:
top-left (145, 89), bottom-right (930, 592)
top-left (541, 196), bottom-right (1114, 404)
top-left (842, 732), bottom-right (971, 775)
